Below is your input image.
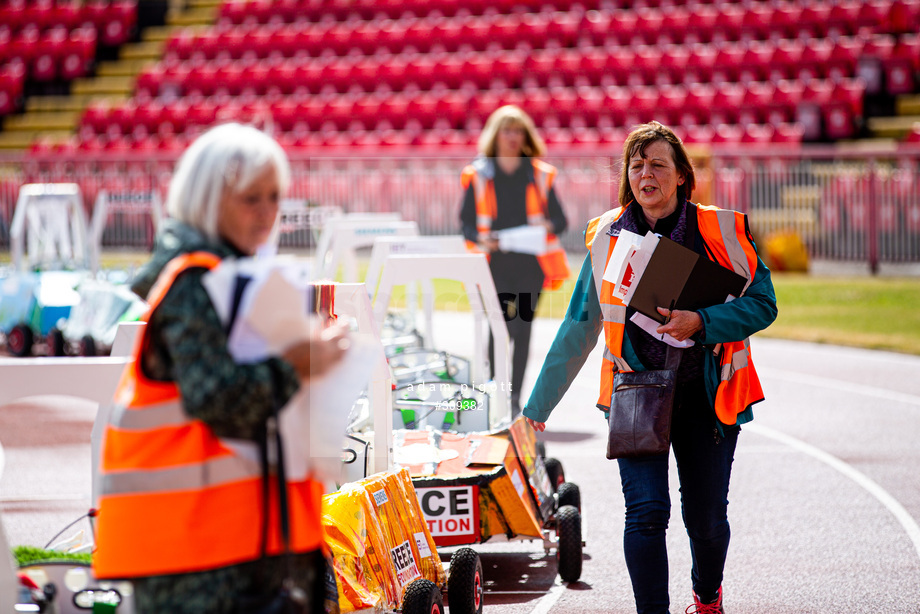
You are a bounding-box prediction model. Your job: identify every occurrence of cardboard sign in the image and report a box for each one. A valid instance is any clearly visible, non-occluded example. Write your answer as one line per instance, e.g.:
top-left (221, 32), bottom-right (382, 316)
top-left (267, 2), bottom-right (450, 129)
top-left (416, 485), bottom-right (479, 546)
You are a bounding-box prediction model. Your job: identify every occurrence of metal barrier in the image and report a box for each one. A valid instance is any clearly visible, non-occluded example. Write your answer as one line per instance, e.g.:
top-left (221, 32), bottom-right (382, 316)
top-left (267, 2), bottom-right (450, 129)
top-left (2, 146), bottom-right (919, 270)
top-left (709, 146), bottom-right (920, 272)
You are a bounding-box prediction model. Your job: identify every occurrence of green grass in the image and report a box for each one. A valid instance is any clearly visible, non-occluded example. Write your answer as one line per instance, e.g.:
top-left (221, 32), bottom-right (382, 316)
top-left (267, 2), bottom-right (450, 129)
top-left (13, 545), bottom-right (92, 567)
top-left (385, 272), bottom-right (920, 356)
top-left (759, 274), bottom-right (920, 355)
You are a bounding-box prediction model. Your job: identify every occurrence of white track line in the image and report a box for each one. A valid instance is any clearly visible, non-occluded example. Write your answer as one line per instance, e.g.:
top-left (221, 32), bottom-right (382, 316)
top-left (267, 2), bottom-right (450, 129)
top-left (747, 423), bottom-right (920, 562)
top-left (758, 367), bottom-right (920, 409)
top-left (528, 579), bottom-right (567, 614)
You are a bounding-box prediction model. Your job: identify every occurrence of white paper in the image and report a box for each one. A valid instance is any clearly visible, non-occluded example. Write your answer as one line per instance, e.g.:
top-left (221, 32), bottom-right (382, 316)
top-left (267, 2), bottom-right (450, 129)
top-left (621, 231), bottom-right (660, 306)
top-left (202, 256), bottom-right (371, 482)
top-left (202, 256), bottom-right (315, 363)
top-left (280, 333), bottom-right (378, 482)
top-left (603, 229), bottom-right (644, 284)
top-left (629, 311), bottom-right (695, 348)
top-left (495, 224), bottom-right (547, 255)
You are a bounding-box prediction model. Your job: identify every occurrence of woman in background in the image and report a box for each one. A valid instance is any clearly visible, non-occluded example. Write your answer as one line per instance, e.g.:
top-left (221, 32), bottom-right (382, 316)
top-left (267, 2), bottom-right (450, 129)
top-left (460, 105), bottom-right (570, 416)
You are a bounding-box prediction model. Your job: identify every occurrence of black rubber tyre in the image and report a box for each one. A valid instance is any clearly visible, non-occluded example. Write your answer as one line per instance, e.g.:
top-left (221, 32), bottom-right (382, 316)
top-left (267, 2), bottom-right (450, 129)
top-left (79, 335), bottom-right (96, 357)
top-left (543, 457), bottom-right (565, 493)
top-left (49, 327), bottom-right (66, 356)
top-left (557, 482), bottom-right (581, 512)
top-left (402, 578), bottom-right (444, 614)
top-left (556, 505), bottom-right (582, 583)
top-left (7, 323), bottom-right (33, 357)
top-left (447, 547), bottom-right (483, 614)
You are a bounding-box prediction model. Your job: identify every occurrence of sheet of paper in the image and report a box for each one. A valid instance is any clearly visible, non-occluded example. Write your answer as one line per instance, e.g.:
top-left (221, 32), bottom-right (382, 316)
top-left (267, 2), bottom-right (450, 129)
top-left (603, 229), bottom-right (644, 284)
top-left (621, 231), bottom-right (660, 306)
top-left (495, 224), bottom-right (547, 255)
top-left (202, 256), bottom-right (314, 363)
top-left (629, 311), bottom-right (695, 348)
top-left (280, 333), bottom-right (379, 482)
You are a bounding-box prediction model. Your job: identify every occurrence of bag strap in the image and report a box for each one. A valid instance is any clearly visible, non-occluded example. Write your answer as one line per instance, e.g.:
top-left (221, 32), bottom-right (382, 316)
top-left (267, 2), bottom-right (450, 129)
top-left (664, 343), bottom-right (683, 371)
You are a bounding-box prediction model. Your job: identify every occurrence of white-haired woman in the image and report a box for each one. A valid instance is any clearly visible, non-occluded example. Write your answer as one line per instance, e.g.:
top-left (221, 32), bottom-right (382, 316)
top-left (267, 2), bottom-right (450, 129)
top-left (460, 105), bottom-right (570, 416)
top-left (93, 123), bottom-right (345, 613)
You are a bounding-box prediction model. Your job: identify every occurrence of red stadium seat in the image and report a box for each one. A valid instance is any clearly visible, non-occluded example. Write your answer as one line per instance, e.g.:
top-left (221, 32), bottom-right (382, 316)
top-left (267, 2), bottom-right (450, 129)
top-left (711, 124), bottom-right (744, 145)
top-left (710, 82), bottom-right (745, 126)
top-left (737, 41), bottom-right (772, 83)
top-left (889, 0), bottom-right (920, 34)
top-left (682, 124), bottom-right (715, 145)
top-left (680, 83), bottom-right (715, 126)
top-left (658, 6), bottom-right (691, 45)
top-left (659, 44), bottom-right (689, 84)
top-left (31, 26), bottom-right (68, 82)
top-left (740, 124), bottom-right (775, 146)
top-left (796, 4), bottom-right (831, 39)
top-left (739, 81), bottom-right (775, 126)
top-left (826, 1), bottom-right (861, 38)
top-left (739, 2), bottom-right (772, 42)
top-left (59, 28), bottom-right (96, 81)
top-left (711, 42), bottom-right (745, 85)
top-left (766, 80), bottom-right (802, 126)
top-left (683, 5), bottom-right (717, 45)
top-left (885, 40), bottom-right (918, 95)
top-left (826, 37), bottom-right (862, 82)
top-left (711, 4), bottom-right (744, 44)
top-left (684, 44), bottom-right (716, 85)
top-left (772, 123), bottom-right (804, 146)
top-left (633, 8), bottom-right (664, 46)
top-left (768, 39), bottom-right (804, 83)
top-left (798, 38), bottom-right (833, 82)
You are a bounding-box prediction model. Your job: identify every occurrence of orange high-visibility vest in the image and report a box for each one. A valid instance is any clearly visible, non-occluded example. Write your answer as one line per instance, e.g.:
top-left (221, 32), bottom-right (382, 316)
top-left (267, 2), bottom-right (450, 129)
top-left (462, 158), bottom-right (571, 290)
top-left (585, 203), bottom-right (765, 426)
top-left (94, 251), bottom-right (324, 580)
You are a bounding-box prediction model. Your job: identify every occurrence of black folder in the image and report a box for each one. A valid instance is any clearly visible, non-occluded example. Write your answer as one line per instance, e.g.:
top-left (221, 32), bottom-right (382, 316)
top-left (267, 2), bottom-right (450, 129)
top-left (627, 236), bottom-right (748, 323)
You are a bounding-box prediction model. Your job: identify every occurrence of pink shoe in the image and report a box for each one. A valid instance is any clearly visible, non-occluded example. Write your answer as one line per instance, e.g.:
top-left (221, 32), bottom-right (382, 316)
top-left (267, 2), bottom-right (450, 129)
top-left (685, 586), bottom-right (724, 614)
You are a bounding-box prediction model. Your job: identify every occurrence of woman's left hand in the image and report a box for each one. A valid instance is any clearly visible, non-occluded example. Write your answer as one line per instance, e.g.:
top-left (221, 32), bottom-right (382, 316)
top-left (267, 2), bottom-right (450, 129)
top-left (655, 307), bottom-right (702, 342)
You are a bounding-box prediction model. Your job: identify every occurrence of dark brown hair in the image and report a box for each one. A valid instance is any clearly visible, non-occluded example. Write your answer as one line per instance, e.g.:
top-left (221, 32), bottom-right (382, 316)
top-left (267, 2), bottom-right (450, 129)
top-left (618, 121), bottom-right (695, 207)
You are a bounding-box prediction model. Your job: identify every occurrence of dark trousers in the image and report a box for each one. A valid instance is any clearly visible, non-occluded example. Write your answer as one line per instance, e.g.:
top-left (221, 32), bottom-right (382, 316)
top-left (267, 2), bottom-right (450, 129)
top-left (616, 380), bottom-right (739, 614)
top-left (488, 290), bottom-right (540, 412)
top-left (487, 252), bottom-right (544, 416)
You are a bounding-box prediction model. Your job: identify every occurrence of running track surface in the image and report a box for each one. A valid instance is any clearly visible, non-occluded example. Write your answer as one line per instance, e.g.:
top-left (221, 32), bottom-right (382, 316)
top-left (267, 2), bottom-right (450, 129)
top-left (2, 314), bottom-right (919, 613)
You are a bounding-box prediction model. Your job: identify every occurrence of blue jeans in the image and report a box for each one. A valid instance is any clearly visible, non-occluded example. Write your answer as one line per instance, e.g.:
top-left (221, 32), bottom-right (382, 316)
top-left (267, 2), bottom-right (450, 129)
top-left (617, 380), bottom-right (740, 614)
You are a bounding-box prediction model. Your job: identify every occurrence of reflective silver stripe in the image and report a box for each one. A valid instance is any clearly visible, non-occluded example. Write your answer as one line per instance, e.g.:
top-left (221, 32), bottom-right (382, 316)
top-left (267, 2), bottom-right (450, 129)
top-left (476, 214), bottom-right (492, 230)
top-left (101, 453), bottom-right (261, 496)
top-left (600, 302), bottom-right (626, 325)
top-left (527, 213), bottom-right (545, 224)
top-left (589, 214), bottom-right (616, 298)
top-left (720, 341), bottom-right (751, 382)
top-left (109, 400), bottom-right (188, 431)
top-left (546, 237), bottom-right (563, 250)
top-left (533, 166), bottom-right (550, 201)
top-left (712, 210), bottom-right (753, 292)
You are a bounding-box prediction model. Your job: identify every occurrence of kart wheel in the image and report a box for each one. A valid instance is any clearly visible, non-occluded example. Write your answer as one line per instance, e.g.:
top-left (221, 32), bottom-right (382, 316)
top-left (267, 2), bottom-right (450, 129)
top-left (7, 324), bottom-right (33, 357)
top-left (556, 505), bottom-right (582, 583)
top-left (447, 547), bottom-right (483, 614)
top-left (49, 328), bottom-right (66, 356)
top-left (79, 335), bottom-right (96, 357)
top-left (402, 578), bottom-right (444, 614)
top-left (544, 457), bottom-right (565, 493)
top-left (557, 482), bottom-right (581, 512)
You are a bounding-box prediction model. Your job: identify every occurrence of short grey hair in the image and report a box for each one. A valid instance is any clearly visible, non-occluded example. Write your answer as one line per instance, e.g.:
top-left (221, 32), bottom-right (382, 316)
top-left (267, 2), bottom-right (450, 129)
top-left (165, 122), bottom-right (291, 242)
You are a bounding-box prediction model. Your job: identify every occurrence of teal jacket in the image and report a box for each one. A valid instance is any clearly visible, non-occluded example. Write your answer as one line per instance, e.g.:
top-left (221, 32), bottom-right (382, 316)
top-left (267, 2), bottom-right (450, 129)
top-left (522, 238), bottom-right (777, 428)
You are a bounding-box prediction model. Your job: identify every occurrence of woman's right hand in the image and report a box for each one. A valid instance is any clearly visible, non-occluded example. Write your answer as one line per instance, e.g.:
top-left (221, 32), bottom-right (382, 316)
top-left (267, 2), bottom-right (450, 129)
top-left (479, 237), bottom-right (500, 253)
top-left (525, 417), bottom-right (546, 432)
top-left (282, 321), bottom-right (350, 380)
